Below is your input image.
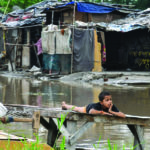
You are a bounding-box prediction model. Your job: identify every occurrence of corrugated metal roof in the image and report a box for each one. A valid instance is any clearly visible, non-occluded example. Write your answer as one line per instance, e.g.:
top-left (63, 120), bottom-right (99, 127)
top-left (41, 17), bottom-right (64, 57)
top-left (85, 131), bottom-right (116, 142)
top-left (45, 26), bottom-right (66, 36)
top-left (96, 8), bottom-right (150, 32)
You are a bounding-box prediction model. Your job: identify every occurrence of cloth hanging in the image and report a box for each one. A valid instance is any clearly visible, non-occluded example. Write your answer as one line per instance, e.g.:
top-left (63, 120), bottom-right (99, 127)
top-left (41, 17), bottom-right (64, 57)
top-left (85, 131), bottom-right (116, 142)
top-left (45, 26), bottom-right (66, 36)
top-left (73, 29), bottom-right (94, 72)
top-left (47, 31), bottom-right (55, 54)
top-left (100, 31), bottom-right (106, 63)
top-left (42, 31), bottom-right (55, 54)
top-left (41, 25), bottom-right (58, 54)
top-left (41, 31), bottom-right (48, 53)
top-left (34, 38), bottom-right (42, 55)
top-left (92, 30), bottom-right (102, 72)
top-left (55, 29), bottom-right (72, 54)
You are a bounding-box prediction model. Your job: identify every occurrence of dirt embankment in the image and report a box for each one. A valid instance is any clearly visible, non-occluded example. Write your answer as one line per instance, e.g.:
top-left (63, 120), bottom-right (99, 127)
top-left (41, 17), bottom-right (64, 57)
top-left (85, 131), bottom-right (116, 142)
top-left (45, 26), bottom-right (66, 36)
top-left (59, 72), bottom-right (150, 87)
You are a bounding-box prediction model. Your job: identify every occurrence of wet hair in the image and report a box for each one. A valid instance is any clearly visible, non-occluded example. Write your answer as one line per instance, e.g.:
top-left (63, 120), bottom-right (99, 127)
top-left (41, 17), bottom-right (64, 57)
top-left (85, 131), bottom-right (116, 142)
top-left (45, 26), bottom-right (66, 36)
top-left (98, 91), bottom-right (111, 102)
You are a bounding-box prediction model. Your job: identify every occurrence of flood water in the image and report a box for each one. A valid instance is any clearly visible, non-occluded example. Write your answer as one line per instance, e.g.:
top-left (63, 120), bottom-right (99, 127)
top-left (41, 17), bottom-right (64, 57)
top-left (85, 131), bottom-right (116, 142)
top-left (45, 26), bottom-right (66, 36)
top-left (0, 74), bottom-right (150, 149)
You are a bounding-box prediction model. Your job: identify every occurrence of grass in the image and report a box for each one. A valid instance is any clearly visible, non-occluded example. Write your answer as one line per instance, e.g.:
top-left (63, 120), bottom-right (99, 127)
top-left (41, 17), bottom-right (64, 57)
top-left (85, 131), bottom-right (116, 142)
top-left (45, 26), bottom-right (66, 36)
top-left (0, 137), bottom-right (51, 150)
top-left (0, 123), bottom-right (145, 150)
top-left (0, 122), bottom-right (52, 150)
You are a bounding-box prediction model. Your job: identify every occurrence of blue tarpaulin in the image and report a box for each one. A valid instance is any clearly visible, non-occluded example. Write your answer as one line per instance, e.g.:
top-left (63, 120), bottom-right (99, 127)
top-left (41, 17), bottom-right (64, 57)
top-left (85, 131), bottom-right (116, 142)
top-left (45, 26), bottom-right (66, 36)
top-left (57, 2), bottom-right (119, 13)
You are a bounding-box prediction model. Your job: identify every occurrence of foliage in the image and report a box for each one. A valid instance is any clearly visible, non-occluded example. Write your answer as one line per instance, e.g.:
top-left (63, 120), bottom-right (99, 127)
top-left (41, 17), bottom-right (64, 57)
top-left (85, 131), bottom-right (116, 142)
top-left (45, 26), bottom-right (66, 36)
top-left (1, 0), bottom-right (150, 14)
top-left (0, 0), bottom-right (43, 13)
top-left (134, 0), bottom-right (150, 9)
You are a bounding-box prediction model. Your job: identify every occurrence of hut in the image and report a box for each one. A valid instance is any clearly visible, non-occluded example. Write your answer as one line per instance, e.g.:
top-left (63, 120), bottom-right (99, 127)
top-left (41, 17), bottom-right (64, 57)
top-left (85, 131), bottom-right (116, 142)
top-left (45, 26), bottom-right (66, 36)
top-left (0, 0), bottom-right (140, 73)
top-left (0, 0), bottom-right (60, 71)
top-left (96, 8), bottom-right (150, 71)
top-left (43, 1), bottom-right (136, 73)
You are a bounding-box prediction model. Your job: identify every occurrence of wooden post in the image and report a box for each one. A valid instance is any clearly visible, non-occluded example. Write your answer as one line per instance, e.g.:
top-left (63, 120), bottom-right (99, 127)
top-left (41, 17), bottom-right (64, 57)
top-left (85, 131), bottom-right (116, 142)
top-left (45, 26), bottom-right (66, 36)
top-left (69, 122), bottom-right (94, 146)
top-left (127, 125), bottom-right (145, 150)
top-left (66, 121), bottom-right (77, 150)
top-left (71, 2), bottom-right (76, 74)
top-left (22, 28), bottom-right (30, 68)
top-left (47, 118), bottom-right (61, 147)
top-left (32, 111), bottom-right (40, 139)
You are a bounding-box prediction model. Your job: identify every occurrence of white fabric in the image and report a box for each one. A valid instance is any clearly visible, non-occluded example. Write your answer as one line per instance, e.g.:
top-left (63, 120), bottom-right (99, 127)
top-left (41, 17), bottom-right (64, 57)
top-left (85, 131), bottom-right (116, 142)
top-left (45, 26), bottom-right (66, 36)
top-left (41, 31), bottom-right (49, 53)
top-left (47, 31), bottom-right (55, 54)
top-left (48, 24), bottom-right (58, 31)
top-left (41, 25), bottom-right (58, 54)
top-left (42, 30), bottom-right (56, 54)
top-left (0, 103), bottom-right (7, 117)
top-left (42, 26), bottom-right (71, 54)
top-left (55, 29), bottom-right (72, 54)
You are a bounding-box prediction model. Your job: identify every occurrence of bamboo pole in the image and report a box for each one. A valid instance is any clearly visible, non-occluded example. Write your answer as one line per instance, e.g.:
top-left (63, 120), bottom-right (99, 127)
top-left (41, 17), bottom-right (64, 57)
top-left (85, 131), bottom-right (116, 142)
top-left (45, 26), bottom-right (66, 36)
top-left (0, 117), bottom-right (32, 123)
top-left (71, 2), bottom-right (76, 74)
top-left (6, 43), bottom-right (30, 47)
top-left (11, 118), bottom-right (32, 122)
top-left (2, 0), bottom-right (11, 20)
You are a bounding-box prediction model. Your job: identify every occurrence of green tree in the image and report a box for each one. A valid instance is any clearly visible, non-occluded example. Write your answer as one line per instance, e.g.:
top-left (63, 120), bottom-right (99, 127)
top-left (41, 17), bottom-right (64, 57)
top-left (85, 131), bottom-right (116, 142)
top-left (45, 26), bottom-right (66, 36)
top-left (135, 0), bottom-right (150, 9)
top-left (108, 0), bottom-right (150, 9)
top-left (0, 0), bottom-right (43, 13)
top-left (1, 0), bottom-right (150, 14)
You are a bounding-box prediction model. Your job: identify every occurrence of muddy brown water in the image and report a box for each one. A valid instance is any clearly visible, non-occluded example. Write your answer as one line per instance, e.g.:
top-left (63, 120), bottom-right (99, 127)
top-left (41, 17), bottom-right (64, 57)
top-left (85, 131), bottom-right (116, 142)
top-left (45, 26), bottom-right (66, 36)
top-left (0, 75), bottom-right (150, 149)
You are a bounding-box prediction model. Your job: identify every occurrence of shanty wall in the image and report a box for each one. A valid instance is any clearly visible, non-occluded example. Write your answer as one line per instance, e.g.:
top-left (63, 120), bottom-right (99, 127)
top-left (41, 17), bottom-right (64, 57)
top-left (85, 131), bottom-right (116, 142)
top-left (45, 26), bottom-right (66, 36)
top-left (105, 29), bottom-right (150, 71)
top-left (63, 10), bottom-right (92, 24)
top-left (62, 11), bottom-right (126, 24)
top-left (46, 10), bottom-right (126, 25)
top-left (91, 12), bottom-right (127, 23)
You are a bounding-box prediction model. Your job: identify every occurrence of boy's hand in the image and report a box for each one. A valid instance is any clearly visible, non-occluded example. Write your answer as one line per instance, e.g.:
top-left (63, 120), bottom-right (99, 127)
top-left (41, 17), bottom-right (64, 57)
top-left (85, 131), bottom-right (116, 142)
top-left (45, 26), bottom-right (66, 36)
top-left (109, 103), bottom-right (113, 113)
top-left (105, 112), bottom-right (113, 116)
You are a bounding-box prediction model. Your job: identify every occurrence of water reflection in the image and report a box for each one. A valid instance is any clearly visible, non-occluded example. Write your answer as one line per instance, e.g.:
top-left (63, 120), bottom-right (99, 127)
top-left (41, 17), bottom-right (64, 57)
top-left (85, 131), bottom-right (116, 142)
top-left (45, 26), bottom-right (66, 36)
top-left (0, 75), bottom-right (150, 149)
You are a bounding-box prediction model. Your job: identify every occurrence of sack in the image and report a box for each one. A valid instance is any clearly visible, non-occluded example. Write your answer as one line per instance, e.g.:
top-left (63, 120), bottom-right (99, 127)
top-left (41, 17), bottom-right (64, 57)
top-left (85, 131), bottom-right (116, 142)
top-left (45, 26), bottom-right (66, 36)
top-left (0, 103), bottom-right (7, 117)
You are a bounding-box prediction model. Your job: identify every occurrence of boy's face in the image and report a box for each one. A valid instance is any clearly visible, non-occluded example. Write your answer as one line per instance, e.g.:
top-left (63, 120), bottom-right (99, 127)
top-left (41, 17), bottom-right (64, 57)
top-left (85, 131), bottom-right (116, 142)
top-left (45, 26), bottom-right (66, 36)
top-left (100, 95), bottom-right (112, 109)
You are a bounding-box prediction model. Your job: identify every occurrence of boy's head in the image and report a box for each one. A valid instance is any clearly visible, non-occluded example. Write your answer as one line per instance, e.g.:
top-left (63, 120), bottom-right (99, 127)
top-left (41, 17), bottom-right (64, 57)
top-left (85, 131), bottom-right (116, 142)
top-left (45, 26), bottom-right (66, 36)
top-left (99, 91), bottom-right (112, 109)
top-left (99, 91), bottom-right (111, 102)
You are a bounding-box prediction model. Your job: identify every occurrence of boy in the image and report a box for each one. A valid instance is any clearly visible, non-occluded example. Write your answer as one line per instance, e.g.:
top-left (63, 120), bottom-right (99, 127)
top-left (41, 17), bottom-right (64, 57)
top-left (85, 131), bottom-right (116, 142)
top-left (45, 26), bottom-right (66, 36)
top-left (62, 91), bottom-right (125, 118)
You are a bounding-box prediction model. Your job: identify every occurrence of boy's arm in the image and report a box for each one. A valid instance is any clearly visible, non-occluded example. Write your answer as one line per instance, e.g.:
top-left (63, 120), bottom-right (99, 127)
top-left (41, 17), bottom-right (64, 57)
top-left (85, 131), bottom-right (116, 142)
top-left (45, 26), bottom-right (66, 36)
top-left (89, 109), bottom-right (112, 116)
top-left (109, 104), bottom-right (126, 118)
top-left (109, 110), bottom-right (126, 118)
top-left (89, 108), bottom-right (126, 118)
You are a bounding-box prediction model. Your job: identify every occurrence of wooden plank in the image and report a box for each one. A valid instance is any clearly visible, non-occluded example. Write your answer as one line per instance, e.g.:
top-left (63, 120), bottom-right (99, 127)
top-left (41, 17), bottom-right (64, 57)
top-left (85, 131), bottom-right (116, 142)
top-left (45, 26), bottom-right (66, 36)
top-left (0, 130), bottom-right (34, 141)
top-left (66, 121), bottom-right (77, 150)
top-left (67, 121), bottom-right (77, 134)
top-left (5, 104), bottom-right (150, 126)
top-left (128, 125), bottom-right (144, 150)
top-left (69, 122), bottom-right (94, 145)
top-left (40, 117), bottom-right (50, 130)
top-left (134, 125), bottom-right (144, 150)
top-left (0, 141), bottom-right (53, 150)
top-left (52, 118), bottom-right (70, 140)
top-left (40, 111), bottom-right (150, 126)
top-left (47, 118), bottom-right (61, 147)
top-left (4, 104), bottom-right (150, 150)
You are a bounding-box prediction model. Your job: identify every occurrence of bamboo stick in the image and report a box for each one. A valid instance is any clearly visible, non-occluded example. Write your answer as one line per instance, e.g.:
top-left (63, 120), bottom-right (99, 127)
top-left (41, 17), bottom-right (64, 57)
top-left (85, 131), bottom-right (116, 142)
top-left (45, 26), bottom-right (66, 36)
top-left (0, 117), bottom-right (32, 123)
top-left (12, 118), bottom-right (33, 122)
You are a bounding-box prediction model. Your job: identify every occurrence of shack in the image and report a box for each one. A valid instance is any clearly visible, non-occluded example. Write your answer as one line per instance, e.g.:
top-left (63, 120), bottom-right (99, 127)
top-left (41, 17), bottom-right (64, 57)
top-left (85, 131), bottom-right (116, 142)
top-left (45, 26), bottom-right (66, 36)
top-left (0, 0), bottom-right (63, 72)
top-left (42, 1), bottom-right (136, 73)
top-left (96, 8), bottom-right (150, 71)
top-left (0, 0), bottom-right (140, 73)
top-left (44, 2), bottom-right (135, 24)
